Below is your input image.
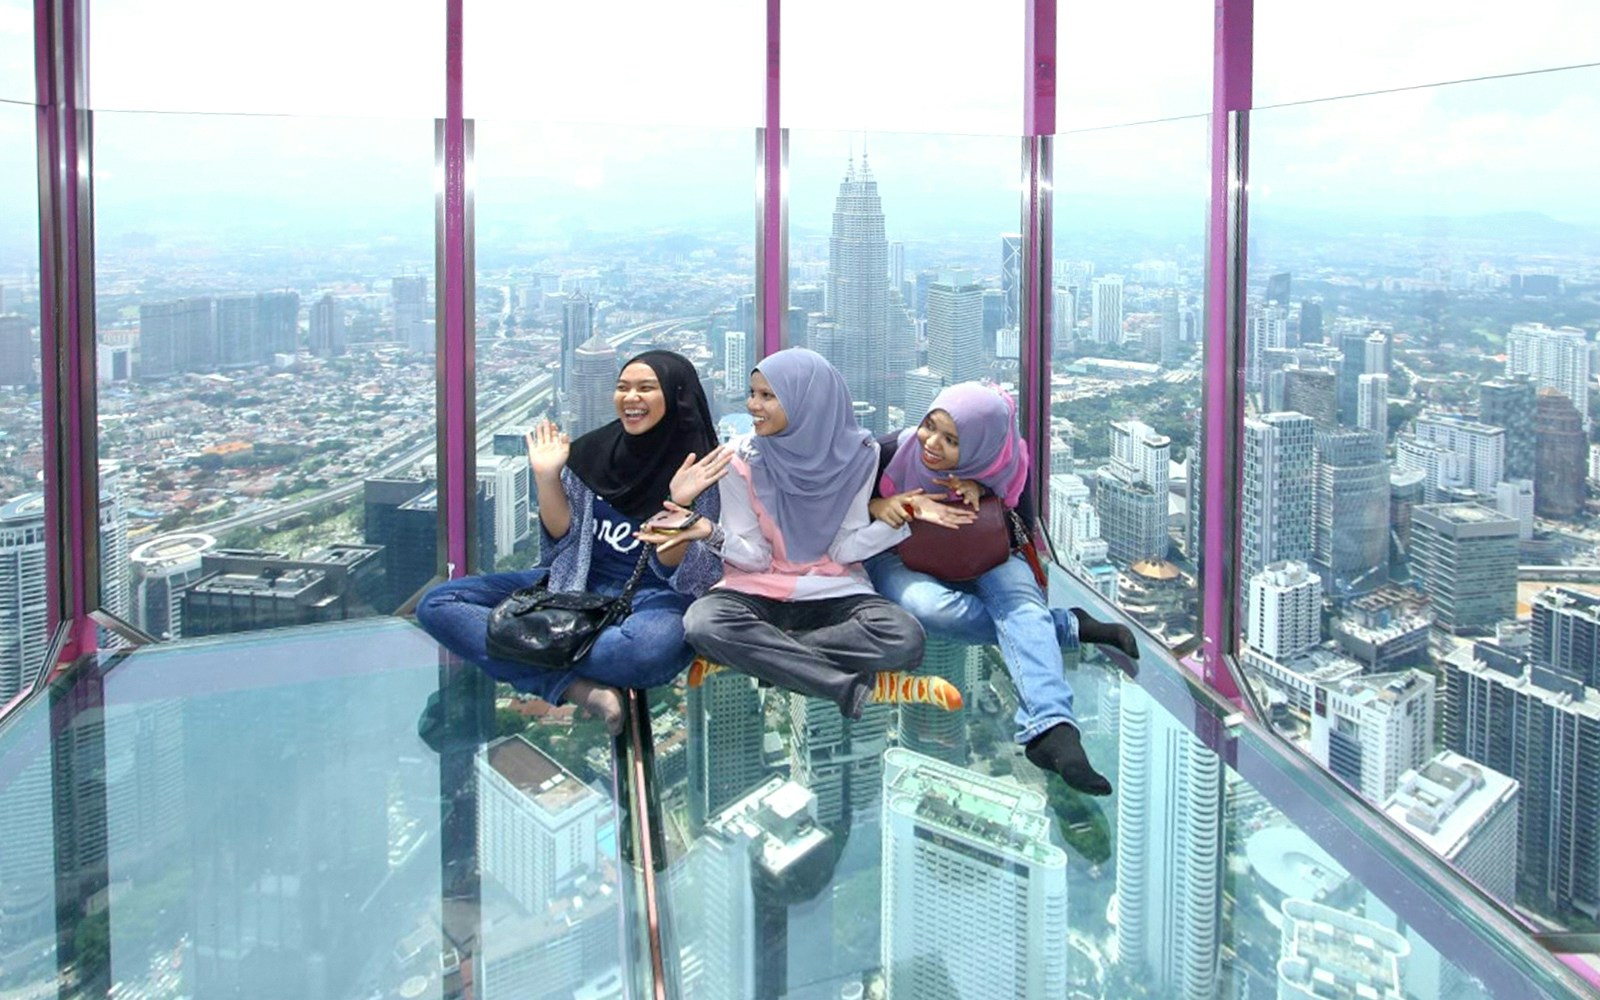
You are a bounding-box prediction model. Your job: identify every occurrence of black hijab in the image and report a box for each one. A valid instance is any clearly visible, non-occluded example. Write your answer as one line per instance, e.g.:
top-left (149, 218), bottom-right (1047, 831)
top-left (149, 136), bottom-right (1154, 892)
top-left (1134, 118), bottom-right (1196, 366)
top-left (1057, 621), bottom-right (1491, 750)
top-left (565, 350), bottom-right (719, 521)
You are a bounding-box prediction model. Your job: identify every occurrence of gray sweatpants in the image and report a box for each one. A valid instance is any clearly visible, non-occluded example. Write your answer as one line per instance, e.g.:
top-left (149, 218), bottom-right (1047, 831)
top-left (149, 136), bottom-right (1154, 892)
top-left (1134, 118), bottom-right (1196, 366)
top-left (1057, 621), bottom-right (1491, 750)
top-left (683, 590), bottom-right (926, 719)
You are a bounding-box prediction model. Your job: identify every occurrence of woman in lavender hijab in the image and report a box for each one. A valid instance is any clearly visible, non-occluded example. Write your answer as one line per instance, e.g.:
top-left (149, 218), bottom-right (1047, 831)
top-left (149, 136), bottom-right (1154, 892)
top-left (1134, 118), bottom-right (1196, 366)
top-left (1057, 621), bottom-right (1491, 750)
top-left (640, 348), bottom-right (960, 718)
top-left (867, 382), bottom-right (1139, 795)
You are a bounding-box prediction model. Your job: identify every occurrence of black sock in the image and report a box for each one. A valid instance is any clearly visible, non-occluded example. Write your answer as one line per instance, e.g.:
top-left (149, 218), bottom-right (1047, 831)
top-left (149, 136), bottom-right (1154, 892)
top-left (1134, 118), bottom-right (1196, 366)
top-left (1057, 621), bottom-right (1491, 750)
top-left (1025, 723), bottom-right (1112, 796)
top-left (1072, 607), bottom-right (1140, 659)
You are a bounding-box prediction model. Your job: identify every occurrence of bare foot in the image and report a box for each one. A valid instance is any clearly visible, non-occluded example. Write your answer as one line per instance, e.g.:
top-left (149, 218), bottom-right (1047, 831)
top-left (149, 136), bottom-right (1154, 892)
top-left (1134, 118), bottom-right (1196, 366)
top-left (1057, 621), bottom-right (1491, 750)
top-left (566, 679), bottom-right (624, 736)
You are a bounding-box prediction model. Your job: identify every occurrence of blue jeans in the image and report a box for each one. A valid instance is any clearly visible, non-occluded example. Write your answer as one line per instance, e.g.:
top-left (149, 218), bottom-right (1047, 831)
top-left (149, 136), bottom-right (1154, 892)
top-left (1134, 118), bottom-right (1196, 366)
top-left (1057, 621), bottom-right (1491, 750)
top-left (867, 551), bottom-right (1079, 743)
top-left (415, 569), bottom-right (695, 706)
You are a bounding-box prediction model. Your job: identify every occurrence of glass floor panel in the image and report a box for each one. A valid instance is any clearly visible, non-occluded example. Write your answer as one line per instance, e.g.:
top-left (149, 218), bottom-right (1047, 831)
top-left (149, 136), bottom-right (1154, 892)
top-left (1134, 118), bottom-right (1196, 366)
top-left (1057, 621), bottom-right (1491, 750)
top-left (1, 602), bottom-right (1595, 999)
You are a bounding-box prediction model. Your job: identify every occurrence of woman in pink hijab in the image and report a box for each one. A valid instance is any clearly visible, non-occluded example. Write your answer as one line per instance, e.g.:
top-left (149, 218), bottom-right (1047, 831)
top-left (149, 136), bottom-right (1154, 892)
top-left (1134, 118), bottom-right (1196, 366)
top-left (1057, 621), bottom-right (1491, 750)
top-left (870, 381), bottom-right (1138, 795)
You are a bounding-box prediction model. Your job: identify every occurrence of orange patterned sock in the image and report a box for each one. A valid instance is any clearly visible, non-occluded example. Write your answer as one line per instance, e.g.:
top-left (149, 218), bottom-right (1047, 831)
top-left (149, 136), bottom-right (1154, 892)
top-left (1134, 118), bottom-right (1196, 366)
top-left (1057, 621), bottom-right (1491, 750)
top-left (869, 672), bottom-right (963, 711)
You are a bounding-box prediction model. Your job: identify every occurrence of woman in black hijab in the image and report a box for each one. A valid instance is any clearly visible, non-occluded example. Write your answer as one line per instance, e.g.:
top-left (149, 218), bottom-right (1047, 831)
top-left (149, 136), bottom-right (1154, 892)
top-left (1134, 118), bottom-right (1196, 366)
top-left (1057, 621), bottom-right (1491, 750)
top-left (417, 350), bottom-right (728, 734)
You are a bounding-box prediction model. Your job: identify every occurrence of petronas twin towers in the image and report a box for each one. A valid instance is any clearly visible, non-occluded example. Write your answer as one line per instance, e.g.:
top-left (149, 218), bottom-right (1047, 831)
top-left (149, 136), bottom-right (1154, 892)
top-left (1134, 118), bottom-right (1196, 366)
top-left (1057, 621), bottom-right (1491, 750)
top-left (826, 154), bottom-right (892, 433)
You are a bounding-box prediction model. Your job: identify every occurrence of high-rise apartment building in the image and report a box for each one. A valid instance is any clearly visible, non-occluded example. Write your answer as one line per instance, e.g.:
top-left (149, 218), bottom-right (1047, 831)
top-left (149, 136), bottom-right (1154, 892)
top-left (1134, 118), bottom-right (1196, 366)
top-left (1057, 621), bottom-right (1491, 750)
top-left (1530, 587), bottom-right (1600, 688)
top-left (1242, 412), bottom-right (1316, 578)
top-left (1313, 428), bottom-right (1390, 598)
top-left (138, 296), bottom-right (215, 378)
top-left (1382, 750), bottom-right (1520, 906)
top-left (215, 293), bottom-right (259, 368)
top-left (1091, 275), bottom-right (1124, 345)
top-left (1094, 420), bottom-right (1170, 564)
top-left (1247, 561), bottom-right (1322, 661)
top-left (1534, 388), bottom-right (1587, 518)
top-left (1309, 670), bottom-right (1435, 804)
top-left (1443, 641), bottom-right (1600, 918)
top-left (257, 290), bottom-right (300, 358)
top-left (0, 494), bottom-right (49, 702)
top-left (1493, 478), bottom-right (1535, 540)
top-left (790, 693), bottom-right (891, 830)
top-left (1049, 473), bottom-right (1118, 602)
top-left (1413, 413), bottom-right (1506, 497)
top-left (1357, 372), bottom-right (1387, 433)
top-left (880, 748), bottom-right (1067, 1000)
top-left (1115, 684), bottom-right (1223, 1000)
top-left (721, 329), bottom-right (747, 399)
top-left (1410, 504), bottom-right (1518, 634)
top-left (477, 451), bottom-right (532, 559)
top-left (1505, 322), bottom-right (1591, 430)
top-left (827, 155), bottom-right (890, 433)
top-left (1479, 375), bottom-right (1536, 480)
top-left (925, 272), bottom-right (986, 386)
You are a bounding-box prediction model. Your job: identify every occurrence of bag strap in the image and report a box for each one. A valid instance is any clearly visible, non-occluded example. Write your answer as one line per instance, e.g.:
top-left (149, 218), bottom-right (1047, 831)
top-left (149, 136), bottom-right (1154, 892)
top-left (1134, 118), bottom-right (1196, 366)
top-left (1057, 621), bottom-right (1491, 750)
top-left (616, 543), bottom-right (654, 604)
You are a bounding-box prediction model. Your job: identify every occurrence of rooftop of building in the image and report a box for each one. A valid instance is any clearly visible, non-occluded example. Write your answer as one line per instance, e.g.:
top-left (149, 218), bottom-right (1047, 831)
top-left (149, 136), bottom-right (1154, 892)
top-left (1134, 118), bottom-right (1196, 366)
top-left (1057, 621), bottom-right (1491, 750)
top-left (485, 734), bottom-right (601, 816)
top-left (704, 775), bottom-right (831, 878)
top-left (1383, 750), bottom-right (1518, 855)
top-left (1412, 502), bottom-right (1519, 528)
top-left (1444, 642), bottom-right (1600, 720)
top-left (1325, 670), bottom-right (1432, 709)
top-left (1278, 898), bottom-right (1409, 999)
top-left (883, 747), bottom-right (1062, 868)
top-left (1246, 826), bottom-right (1350, 904)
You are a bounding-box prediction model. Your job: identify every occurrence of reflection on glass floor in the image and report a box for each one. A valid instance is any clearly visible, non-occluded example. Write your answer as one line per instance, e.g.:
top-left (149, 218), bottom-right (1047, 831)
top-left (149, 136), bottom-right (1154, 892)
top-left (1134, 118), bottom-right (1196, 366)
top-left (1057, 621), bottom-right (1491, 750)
top-left (0, 604), bottom-right (1592, 999)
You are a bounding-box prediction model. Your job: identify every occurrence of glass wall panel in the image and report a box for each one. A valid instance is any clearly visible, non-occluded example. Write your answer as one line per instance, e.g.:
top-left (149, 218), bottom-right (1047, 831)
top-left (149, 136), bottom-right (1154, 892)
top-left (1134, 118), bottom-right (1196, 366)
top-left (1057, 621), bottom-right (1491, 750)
top-left (1047, 116), bottom-right (1209, 648)
top-left (88, 0), bottom-right (441, 116)
top-left (468, 0), bottom-right (763, 127)
top-left (0, 100), bottom-right (46, 702)
top-left (784, 1), bottom-right (1024, 135)
top-left (1255, 0), bottom-right (1600, 107)
top-left (92, 112), bottom-right (437, 637)
top-left (1055, 0), bottom-right (1212, 129)
top-left (472, 122), bottom-right (755, 574)
top-left (1241, 65), bottom-right (1600, 939)
top-left (0, 0), bottom-right (30, 103)
top-left (0, 699), bottom-right (58, 996)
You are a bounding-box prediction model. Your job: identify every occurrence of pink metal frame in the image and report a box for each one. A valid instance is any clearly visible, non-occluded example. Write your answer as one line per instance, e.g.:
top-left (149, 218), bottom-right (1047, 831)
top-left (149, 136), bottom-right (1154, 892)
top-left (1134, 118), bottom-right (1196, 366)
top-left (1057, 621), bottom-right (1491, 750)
top-left (761, 0), bottom-right (783, 357)
top-left (441, 0), bottom-right (470, 576)
top-left (1199, 0), bottom-right (1253, 700)
top-left (1018, 1), bottom-right (1055, 520)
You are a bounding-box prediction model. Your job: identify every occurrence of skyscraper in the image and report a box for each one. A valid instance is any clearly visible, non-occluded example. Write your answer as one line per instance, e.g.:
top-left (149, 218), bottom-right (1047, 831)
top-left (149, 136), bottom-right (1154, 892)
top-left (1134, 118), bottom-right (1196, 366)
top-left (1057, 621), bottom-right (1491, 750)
top-left (1381, 750), bottom-right (1520, 907)
top-left (721, 329), bottom-right (748, 400)
top-left (215, 293), bottom-right (259, 369)
top-left (1443, 641), bottom-right (1600, 919)
top-left (129, 532), bottom-right (216, 640)
top-left (477, 451), bottom-right (532, 560)
top-left (1413, 413), bottom-right (1506, 497)
top-left (0, 314), bottom-right (34, 386)
top-left (309, 293), bottom-right (346, 357)
top-left (392, 274), bottom-right (430, 353)
top-left (568, 333), bottom-right (618, 437)
top-left (880, 748), bottom-right (1068, 1000)
top-left (826, 155), bottom-right (890, 433)
top-left (0, 494), bottom-right (49, 702)
top-left (687, 671), bottom-right (770, 831)
top-left (138, 297), bottom-right (215, 378)
top-left (896, 638), bottom-right (979, 765)
top-left (925, 272), bottom-right (986, 386)
top-left (790, 692), bottom-right (890, 830)
top-left (1313, 428), bottom-right (1390, 598)
top-left (1115, 683), bottom-right (1223, 1000)
top-left (1091, 275), bottom-right (1124, 345)
top-left (257, 290), bottom-right (300, 358)
top-left (1000, 233), bottom-right (1022, 330)
top-left (559, 291), bottom-right (593, 395)
top-left (1410, 504), bottom-right (1518, 634)
top-left (1242, 412), bottom-right (1316, 578)
top-left (1534, 388), bottom-right (1587, 518)
top-left (1479, 375), bottom-right (1537, 481)
top-left (1336, 327), bottom-right (1382, 426)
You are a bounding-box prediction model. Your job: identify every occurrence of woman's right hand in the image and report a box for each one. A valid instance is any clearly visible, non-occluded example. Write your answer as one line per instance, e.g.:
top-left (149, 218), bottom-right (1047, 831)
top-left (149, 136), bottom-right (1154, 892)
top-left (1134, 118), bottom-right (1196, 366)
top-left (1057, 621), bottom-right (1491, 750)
top-left (908, 493), bottom-right (979, 529)
top-left (526, 420), bottom-right (570, 480)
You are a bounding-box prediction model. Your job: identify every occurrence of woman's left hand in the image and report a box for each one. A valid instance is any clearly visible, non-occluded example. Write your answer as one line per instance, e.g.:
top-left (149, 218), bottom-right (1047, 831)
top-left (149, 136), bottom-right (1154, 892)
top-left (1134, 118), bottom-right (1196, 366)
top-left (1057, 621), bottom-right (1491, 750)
top-left (669, 446), bottom-right (731, 506)
top-left (937, 475), bottom-right (981, 510)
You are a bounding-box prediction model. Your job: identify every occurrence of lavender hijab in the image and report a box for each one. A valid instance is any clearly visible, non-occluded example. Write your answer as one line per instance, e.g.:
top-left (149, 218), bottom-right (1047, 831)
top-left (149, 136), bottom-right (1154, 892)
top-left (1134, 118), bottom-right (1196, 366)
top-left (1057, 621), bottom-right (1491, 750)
top-left (880, 381), bottom-right (1030, 508)
top-left (746, 348), bottom-right (877, 564)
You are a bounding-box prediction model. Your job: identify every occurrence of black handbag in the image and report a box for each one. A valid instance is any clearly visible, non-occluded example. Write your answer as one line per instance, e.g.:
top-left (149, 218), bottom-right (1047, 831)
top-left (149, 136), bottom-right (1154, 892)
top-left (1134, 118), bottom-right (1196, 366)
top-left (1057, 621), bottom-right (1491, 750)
top-left (485, 546), bottom-right (652, 669)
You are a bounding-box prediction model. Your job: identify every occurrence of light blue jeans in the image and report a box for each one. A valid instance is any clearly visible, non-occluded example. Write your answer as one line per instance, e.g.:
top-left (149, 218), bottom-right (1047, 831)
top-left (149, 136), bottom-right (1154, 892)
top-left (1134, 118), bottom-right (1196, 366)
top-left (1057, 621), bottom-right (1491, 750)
top-left (867, 551), bottom-right (1079, 744)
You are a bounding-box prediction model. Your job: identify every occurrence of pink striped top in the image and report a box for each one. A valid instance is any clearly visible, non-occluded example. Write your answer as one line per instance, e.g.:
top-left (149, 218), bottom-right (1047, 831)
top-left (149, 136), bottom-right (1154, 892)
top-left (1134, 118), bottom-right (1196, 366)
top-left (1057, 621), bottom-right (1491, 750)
top-left (713, 435), bottom-right (910, 601)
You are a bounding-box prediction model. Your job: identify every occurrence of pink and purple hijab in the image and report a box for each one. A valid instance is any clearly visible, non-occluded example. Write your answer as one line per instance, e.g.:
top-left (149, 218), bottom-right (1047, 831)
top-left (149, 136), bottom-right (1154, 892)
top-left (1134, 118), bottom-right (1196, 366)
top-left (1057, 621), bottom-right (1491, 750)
top-left (880, 381), bottom-right (1030, 509)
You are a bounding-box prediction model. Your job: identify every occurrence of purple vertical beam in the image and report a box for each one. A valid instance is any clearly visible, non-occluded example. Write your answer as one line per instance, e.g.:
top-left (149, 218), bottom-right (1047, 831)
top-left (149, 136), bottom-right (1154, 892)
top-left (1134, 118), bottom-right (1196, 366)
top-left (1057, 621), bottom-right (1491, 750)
top-left (1020, 1), bottom-right (1055, 521)
top-left (35, 0), bottom-right (95, 663)
top-left (442, 0), bottom-right (469, 577)
top-left (1199, 0), bottom-right (1252, 699)
top-left (761, 0), bottom-right (783, 357)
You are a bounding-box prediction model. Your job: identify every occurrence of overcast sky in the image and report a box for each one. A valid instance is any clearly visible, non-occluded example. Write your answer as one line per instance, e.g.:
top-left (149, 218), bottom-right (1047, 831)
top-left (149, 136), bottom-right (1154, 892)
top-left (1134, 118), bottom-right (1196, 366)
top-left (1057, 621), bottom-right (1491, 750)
top-left (2, 0), bottom-right (1598, 266)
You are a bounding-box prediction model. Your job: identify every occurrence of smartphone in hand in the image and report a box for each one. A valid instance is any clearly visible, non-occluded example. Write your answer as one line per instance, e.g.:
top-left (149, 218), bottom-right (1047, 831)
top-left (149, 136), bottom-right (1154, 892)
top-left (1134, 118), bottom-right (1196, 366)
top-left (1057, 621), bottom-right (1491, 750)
top-left (643, 509), bottom-right (702, 535)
